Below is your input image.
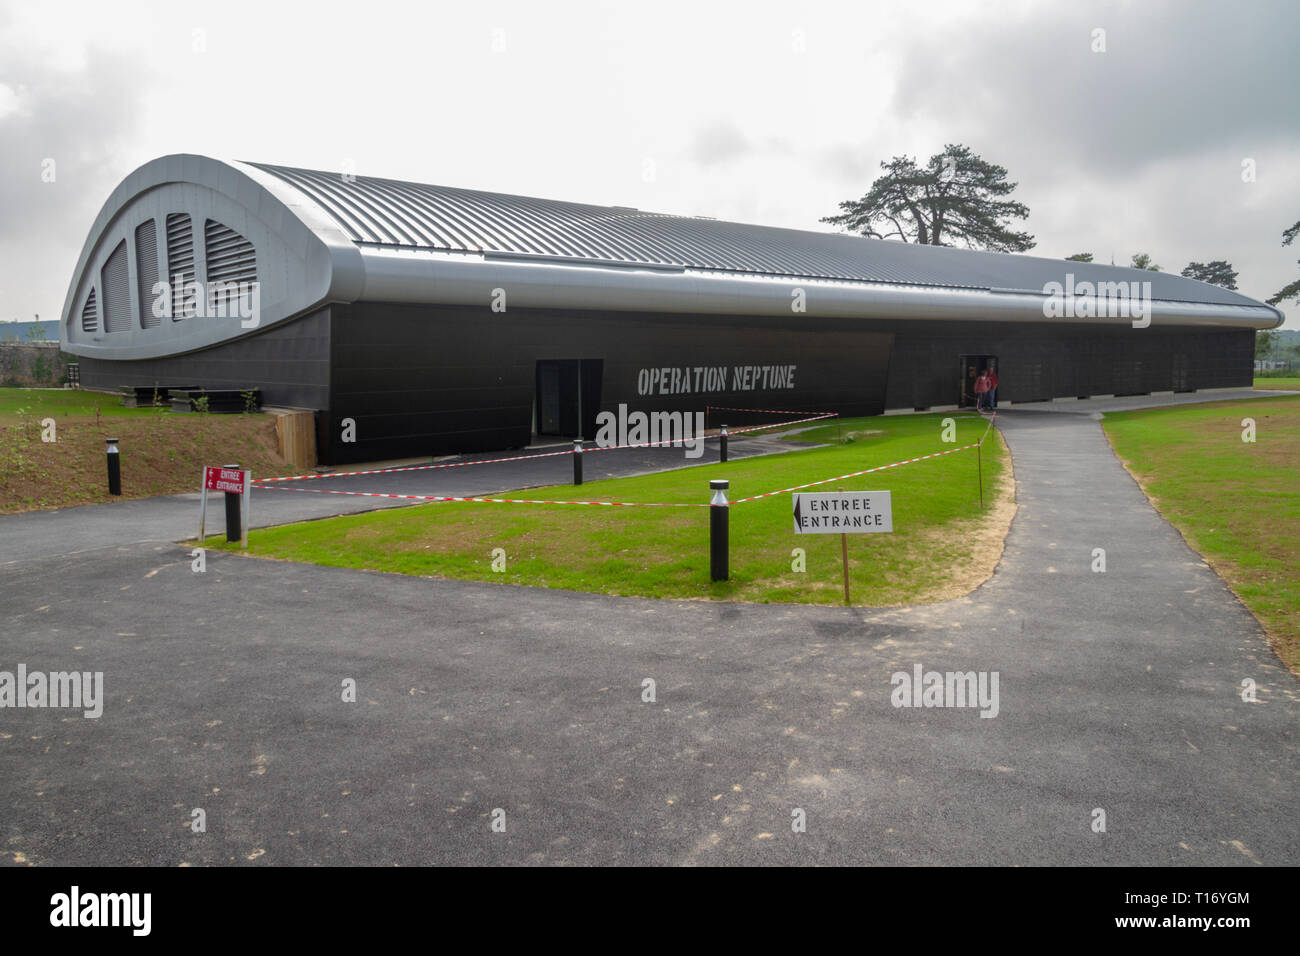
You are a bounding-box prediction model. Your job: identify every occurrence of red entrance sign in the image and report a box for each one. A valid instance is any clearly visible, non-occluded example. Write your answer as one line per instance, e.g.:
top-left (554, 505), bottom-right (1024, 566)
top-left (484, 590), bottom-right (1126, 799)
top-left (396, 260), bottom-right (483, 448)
top-left (204, 466), bottom-right (247, 494)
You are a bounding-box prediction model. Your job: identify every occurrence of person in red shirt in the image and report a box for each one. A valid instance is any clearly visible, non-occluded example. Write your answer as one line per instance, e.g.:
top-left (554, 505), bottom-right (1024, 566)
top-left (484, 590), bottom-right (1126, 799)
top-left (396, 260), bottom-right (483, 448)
top-left (974, 371), bottom-right (990, 410)
top-left (987, 367), bottom-right (999, 409)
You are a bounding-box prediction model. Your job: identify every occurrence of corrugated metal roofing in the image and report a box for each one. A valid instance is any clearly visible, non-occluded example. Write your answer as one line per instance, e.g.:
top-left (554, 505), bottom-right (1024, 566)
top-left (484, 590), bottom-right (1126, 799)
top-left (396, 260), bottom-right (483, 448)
top-left (248, 161), bottom-right (1264, 309)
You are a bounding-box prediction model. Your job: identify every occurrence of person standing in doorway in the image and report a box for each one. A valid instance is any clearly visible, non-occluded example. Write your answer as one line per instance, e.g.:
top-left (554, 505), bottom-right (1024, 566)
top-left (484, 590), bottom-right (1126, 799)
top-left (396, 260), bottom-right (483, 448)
top-left (987, 365), bottom-right (999, 409)
top-left (974, 370), bottom-right (990, 411)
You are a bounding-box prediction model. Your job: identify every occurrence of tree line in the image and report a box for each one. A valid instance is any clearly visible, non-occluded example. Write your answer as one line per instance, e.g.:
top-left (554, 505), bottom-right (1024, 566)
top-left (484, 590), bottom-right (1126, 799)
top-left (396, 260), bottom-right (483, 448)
top-left (823, 144), bottom-right (1298, 321)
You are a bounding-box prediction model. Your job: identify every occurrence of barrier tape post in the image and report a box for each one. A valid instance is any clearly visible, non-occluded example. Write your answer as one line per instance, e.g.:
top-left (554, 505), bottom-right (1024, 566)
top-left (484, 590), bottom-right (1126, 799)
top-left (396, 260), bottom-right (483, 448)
top-left (573, 438), bottom-right (583, 486)
top-left (105, 438), bottom-right (121, 496)
top-left (720, 425), bottom-right (728, 463)
top-left (976, 410), bottom-right (995, 510)
top-left (710, 479), bottom-right (729, 582)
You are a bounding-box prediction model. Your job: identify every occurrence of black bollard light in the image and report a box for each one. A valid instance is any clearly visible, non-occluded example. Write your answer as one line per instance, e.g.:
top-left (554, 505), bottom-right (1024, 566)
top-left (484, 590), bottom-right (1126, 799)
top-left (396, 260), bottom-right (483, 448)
top-left (105, 438), bottom-right (121, 496)
top-left (223, 463), bottom-right (242, 543)
top-left (709, 479), bottom-right (729, 582)
top-left (719, 425), bottom-right (728, 463)
top-left (573, 438), bottom-right (584, 486)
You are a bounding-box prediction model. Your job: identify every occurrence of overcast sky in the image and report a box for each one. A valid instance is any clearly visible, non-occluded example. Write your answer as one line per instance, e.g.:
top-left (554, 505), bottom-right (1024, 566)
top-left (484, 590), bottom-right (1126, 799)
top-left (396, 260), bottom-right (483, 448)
top-left (2, 0), bottom-right (1297, 328)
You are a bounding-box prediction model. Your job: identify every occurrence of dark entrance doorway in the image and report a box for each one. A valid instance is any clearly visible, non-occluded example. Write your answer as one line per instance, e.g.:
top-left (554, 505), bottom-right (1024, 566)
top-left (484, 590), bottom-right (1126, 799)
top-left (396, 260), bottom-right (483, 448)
top-left (959, 354), bottom-right (998, 408)
top-left (535, 359), bottom-right (603, 437)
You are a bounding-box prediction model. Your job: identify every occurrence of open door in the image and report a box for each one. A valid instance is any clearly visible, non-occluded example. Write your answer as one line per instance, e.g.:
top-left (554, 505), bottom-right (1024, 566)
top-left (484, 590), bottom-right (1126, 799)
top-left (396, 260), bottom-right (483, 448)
top-left (535, 359), bottom-right (603, 437)
top-left (959, 354), bottom-right (997, 408)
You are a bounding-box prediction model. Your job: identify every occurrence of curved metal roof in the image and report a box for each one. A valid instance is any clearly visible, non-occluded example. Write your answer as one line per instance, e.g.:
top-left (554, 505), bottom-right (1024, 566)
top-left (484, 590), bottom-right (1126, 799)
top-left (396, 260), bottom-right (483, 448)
top-left (247, 161), bottom-right (1270, 310)
top-left (60, 154), bottom-right (1285, 362)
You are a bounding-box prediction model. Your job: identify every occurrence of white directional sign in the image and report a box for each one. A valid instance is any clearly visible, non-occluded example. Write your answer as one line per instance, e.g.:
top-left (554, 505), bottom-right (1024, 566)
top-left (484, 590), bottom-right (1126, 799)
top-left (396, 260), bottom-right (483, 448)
top-left (792, 490), bottom-right (893, 534)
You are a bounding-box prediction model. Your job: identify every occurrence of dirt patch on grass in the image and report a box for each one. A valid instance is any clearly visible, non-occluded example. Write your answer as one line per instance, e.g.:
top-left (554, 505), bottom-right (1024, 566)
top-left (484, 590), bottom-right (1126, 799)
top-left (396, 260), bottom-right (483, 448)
top-left (0, 413), bottom-right (298, 512)
top-left (751, 430), bottom-right (1017, 606)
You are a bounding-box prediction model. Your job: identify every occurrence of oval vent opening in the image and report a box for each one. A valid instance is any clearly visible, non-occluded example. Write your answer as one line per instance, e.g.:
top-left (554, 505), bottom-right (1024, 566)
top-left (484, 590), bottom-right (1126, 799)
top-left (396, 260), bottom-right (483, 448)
top-left (81, 288), bottom-right (98, 333)
top-left (136, 219), bottom-right (160, 328)
top-left (166, 213), bottom-right (196, 320)
top-left (100, 240), bottom-right (131, 333)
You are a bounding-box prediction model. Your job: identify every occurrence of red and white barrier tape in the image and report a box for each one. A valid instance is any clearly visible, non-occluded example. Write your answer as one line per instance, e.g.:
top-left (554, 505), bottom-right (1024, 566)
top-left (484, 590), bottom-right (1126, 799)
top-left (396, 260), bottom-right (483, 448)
top-left (720, 412), bottom-right (838, 435)
top-left (975, 409), bottom-right (997, 445)
top-left (732, 443), bottom-right (980, 504)
top-left (255, 415), bottom-right (997, 508)
top-left (706, 404), bottom-right (837, 418)
top-left (254, 446), bottom-right (577, 483)
top-left (254, 484), bottom-right (706, 507)
top-left (255, 412), bottom-right (839, 485)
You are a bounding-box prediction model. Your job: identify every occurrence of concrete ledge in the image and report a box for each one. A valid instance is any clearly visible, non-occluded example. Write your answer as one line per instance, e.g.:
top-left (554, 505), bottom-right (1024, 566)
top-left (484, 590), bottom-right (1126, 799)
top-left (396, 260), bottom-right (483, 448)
top-left (313, 454), bottom-right (439, 473)
top-left (882, 404), bottom-right (961, 416)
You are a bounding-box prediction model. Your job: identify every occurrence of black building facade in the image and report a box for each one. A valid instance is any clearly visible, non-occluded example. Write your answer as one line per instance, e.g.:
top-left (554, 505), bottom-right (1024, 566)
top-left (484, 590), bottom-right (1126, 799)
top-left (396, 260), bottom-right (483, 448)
top-left (64, 156), bottom-right (1281, 465)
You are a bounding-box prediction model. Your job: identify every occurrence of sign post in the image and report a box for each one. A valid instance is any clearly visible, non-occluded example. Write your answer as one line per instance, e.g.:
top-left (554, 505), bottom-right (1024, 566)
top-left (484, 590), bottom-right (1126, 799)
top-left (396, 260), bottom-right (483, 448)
top-left (840, 530), bottom-right (850, 604)
top-left (792, 489), bottom-right (894, 606)
top-left (198, 470), bottom-right (208, 544)
top-left (201, 466), bottom-right (251, 547)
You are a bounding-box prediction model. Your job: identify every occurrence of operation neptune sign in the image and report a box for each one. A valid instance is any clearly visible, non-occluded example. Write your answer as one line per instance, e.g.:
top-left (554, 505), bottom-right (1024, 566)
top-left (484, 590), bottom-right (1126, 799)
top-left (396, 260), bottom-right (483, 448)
top-left (636, 364), bottom-right (797, 396)
top-left (792, 491), bottom-right (893, 534)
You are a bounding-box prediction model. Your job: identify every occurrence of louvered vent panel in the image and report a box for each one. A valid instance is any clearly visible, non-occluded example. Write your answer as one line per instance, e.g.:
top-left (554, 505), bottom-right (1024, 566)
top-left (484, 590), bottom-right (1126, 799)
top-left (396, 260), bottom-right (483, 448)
top-left (204, 219), bottom-right (256, 284)
top-left (204, 219), bottom-right (256, 317)
top-left (81, 289), bottom-right (98, 332)
top-left (166, 213), bottom-right (196, 319)
top-left (135, 219), bottom-right (160, 328)
top-left (100, 240), bottom-right (131, 333)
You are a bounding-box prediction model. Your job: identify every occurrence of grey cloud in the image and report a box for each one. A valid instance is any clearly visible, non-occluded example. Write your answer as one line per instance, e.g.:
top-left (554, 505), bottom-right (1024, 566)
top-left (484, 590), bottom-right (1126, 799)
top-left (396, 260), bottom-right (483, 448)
top-left (888, 0), bottom-right (1300, 177)
top-left (690, 118), bottom-right (751, 166)
top-left (0, 20), bottom-right (151, 319)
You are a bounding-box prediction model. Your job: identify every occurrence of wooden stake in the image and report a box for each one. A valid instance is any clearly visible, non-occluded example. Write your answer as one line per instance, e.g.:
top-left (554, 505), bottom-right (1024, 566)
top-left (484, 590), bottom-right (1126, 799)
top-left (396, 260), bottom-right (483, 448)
top-left (841, 532), bottom-right (850, 605)
top-left (838, 485), bottom-right (849, 605)
top-left (977, 441), bottom-right (984, 509)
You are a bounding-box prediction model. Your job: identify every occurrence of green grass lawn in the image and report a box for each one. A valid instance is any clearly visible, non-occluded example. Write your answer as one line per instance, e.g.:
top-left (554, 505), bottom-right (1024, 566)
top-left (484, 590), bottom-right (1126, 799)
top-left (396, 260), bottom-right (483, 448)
top-left (213, 413), bottom-right (1011, 607)
top-left (1103, 395), bottom-right (1300, 672)
top-left (1253, 376), bottom-right (1300, 390)
top-left (0, 387), bottom-right (290, 512)
top-left (0, 387), bottom-right (156, 420)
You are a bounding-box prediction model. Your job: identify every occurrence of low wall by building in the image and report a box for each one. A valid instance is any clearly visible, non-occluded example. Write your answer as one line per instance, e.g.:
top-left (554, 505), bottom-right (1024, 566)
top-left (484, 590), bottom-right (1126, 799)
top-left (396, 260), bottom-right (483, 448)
top-left (0, 342), bottom-right (72, 387)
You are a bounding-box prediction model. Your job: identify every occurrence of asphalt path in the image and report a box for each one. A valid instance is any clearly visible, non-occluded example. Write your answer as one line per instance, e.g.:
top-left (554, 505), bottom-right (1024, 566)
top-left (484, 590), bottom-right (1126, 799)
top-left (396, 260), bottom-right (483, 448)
top-left (0, 403), bottom-right (1296, 865)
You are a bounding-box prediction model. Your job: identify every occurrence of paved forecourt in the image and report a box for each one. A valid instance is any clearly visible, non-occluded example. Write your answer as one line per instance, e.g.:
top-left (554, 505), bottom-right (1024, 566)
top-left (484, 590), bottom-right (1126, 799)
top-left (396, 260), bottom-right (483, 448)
top-left (0, 404), bottom-right (1295, 865)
